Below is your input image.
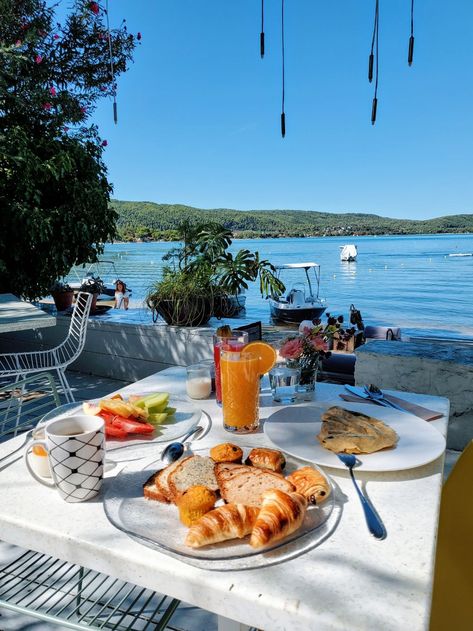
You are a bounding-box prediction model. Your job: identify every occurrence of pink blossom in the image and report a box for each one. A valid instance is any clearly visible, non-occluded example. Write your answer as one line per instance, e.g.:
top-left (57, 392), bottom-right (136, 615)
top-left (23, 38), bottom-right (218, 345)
top-left (49, 86), bottom-right (56, 96)
top-left (89, 2), bottom-right (100, 15)
top-left (309, 335), bottom-right (329, 352)
top-left (279, 338), bottom-right (303, 360)
top-left (35, 54), bottom-right (43, 64)
top-left (101, 139), bottom-right (108, 147)
top-left (53, 34), bottom-right (59, 40)
top-left (42, 102), bottom-right (52, 111)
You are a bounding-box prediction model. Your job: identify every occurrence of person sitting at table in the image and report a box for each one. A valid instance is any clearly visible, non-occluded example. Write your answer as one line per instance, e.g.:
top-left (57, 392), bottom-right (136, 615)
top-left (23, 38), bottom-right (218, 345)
top-left (114, 280), bottom-right (130, 310)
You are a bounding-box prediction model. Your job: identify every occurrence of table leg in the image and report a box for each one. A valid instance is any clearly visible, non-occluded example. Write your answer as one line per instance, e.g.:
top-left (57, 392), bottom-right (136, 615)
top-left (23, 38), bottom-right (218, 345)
top-left (217, 615), bottom-right (253, 631)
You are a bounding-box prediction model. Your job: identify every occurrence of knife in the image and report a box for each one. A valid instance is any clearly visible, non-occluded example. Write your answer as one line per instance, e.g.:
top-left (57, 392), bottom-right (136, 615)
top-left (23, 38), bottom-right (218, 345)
top-left (344, 385), bottom-right (387, 405)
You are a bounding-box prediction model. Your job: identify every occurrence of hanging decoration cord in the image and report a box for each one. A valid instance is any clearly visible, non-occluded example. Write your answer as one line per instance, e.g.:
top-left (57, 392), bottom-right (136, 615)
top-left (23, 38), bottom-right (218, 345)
top-left (281, 0), bottom-right (286, 137)
top-left (408, 0), bottom-right (415, 66)
top-left (105, 0), bottom-right (118, 124)
top-left (260, 0), bottom-right (265, 58)
top-left (369, 0), bottom-right (379, 125)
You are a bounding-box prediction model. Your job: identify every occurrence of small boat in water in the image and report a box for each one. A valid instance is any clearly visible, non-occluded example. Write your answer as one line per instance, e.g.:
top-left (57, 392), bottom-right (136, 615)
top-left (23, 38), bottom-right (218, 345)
top-left (339, 244), bottom-right (358, 262)
top-left (68, 260), bottom-right (132, 301)
top-left (448, 252), bottom-right (472, 257)
top-left (269, 262), bottom-right (326, 324)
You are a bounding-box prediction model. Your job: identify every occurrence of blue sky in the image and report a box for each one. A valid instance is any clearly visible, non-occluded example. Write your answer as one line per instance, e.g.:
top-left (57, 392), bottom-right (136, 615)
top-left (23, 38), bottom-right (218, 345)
top-left (70, 1), bottom-right (473, 219)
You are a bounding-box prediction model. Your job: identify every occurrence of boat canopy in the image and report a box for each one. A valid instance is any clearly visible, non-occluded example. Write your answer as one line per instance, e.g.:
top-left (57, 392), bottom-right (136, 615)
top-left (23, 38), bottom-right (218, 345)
top-left (275, 262), bottom-right (320, 270)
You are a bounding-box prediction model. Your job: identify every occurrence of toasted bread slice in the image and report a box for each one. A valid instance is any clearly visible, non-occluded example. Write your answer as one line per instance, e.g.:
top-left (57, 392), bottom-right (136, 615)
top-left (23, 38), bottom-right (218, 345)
top-left (214, 462), bottom-right (251, 485)
top-left (155, 458), bottom-right (187, 503)
top-left (168, 455), bottom-right (219, 502)
top-left (219, 469), bottom-right (294, 507)
top-left (143, 471), bottom-right (170, 503)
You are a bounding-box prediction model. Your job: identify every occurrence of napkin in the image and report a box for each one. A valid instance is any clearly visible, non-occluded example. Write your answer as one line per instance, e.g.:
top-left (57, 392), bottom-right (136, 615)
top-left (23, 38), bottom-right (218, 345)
top-left (339, 393), bottom-right (443, 421)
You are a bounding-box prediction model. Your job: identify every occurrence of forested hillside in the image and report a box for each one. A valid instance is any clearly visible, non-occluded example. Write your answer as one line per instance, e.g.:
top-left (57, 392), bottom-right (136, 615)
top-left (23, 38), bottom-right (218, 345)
top-left (112, 200), bottom-right (473, 241)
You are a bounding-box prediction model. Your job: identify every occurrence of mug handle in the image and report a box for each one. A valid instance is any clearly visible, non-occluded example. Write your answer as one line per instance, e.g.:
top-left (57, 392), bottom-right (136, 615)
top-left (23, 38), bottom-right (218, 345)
top-left (24, 440), bottom-right (55, 487)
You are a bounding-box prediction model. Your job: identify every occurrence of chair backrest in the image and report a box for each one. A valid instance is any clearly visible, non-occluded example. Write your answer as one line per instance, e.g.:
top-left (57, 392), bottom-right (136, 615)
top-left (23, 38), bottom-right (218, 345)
top-left (429, 440), bottom-right (473, 630)
top-left (0, 373), bottom-right (61, 439)
top-left (56, 292), bottom-right (92, 365)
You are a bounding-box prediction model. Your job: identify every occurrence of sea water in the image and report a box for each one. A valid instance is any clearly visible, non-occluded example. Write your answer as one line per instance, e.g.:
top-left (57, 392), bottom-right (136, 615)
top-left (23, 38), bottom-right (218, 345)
top-left (82, 233), bottom-right (473, 339)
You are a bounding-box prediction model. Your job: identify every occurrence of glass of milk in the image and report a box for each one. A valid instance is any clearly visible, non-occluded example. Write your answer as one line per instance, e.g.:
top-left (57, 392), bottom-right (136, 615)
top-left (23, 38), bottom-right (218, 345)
top-left (186, 364), bottom-right (212, 399)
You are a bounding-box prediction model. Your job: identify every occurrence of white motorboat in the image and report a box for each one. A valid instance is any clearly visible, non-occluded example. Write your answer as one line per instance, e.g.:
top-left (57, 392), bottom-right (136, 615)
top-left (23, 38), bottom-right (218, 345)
top-left (68, 260), bottom-right (132, 301)
top-left (269, 262), bottom-right (326, 324)
top-left (340, 244), bottom-right (358, 262)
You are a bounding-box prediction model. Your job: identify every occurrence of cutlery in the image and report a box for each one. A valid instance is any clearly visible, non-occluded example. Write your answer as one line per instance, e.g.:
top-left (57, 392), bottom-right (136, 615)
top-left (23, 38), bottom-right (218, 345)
top-left (364, 384), bottom-right (408, 412)
top-left (344, 385), bottom-right (385, 405)
top-left (160, 425), bottom-right (205, 465)
top-left (337, 453), bottom-right (386, 540)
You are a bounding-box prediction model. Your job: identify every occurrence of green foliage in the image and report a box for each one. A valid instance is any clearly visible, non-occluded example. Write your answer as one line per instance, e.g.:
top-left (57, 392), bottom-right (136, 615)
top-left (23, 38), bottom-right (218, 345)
top-left (112, 200), bottom-right (473, 241)
top-left (0, 0), bottom-right (136, 299)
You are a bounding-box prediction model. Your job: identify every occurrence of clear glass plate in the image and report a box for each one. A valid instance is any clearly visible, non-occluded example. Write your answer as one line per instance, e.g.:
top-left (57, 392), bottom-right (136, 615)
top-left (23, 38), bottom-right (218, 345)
top-left (38, 397), bottom-right (203, 447)
top-left (103, 447), bottom-right (340, 571)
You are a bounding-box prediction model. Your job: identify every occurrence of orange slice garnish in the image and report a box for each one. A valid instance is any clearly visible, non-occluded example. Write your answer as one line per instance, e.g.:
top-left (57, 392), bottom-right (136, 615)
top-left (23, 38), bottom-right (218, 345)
top-left (244, 341), bottom-right (277, 374)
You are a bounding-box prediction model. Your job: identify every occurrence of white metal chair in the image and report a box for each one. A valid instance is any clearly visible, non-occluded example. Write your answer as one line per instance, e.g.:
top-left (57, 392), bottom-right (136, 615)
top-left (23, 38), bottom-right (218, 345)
top-left (0, 292), bottom-right (93, 403)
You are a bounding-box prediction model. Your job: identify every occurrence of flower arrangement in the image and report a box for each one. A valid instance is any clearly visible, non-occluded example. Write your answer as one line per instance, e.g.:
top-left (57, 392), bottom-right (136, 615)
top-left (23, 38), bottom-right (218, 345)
top-left (279, 324), bottom-right (332, 373)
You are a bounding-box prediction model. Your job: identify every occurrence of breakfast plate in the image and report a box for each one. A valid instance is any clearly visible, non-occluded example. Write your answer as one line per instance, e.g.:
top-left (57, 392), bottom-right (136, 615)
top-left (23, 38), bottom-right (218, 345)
top-left (264, 401), bottom-right (446, 472)
top-left (103, 447), bottom-right (340, 570)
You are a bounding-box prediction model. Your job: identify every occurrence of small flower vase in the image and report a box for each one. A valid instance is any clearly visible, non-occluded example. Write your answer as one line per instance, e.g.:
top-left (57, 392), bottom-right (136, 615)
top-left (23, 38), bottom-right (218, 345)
top-left (297, 367), bottom-right (318, 401)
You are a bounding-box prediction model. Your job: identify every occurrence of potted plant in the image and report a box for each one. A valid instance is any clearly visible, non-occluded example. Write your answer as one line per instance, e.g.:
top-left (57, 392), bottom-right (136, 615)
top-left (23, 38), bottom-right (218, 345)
top-left (79, 276), bottom-right (104, 314)
top-left (49, 280), bottom-right (74, 312)
top-left (324, 313), bottom-right (365, 353)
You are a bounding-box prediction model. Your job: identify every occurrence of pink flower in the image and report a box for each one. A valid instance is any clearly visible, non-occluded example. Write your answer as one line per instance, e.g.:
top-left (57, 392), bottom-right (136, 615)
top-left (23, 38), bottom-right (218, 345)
top-left (89, 2), bottom-right (100, 15)
top-left (53, 34), bottom-right (59, 40)
top-left (101, 139), bottom-right (108, 147)
top-left (42, 102), bottom-right (52, 111)
top-left (49, 86), bottom-right (56, 96)
top-left (137, 32), bottom-right (142, 41)
top-left (279, 338), bottom-right (303, 360)
top-left (309, 335), bottom-right (329, 352)
top-left (35, 54), bottom-right (43, 64)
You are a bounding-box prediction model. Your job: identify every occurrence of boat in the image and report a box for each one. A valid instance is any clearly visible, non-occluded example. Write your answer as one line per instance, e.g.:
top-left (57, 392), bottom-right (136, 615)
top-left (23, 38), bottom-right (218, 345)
top-left (339, 244), bottom-right (358, 262)
top-left (448, 253), bottom-right (472, 257)
top-left (269, 262), bottom-right (326, 323)
top-left (68, 260), bottom-right (132, 301)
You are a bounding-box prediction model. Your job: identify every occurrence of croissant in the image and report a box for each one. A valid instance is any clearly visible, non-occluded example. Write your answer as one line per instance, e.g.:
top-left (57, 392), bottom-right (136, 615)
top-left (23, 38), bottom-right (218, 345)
top-left (286, 466), bottom-right (331, 505)
top-left (250, 489), bottom-right (307, 549)
top-left (185, 504), bottom-right (260, 548)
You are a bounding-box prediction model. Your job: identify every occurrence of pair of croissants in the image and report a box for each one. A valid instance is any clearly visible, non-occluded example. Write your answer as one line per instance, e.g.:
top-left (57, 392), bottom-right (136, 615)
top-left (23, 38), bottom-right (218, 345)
top-left (185, 488), bottom-right (308, 549)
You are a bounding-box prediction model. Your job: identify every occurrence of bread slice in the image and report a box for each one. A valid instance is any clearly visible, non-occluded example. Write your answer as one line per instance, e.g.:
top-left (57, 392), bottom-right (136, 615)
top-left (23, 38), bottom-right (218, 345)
top-left (220, 469), bottom-right (295, 507)
top-left (168, 455), bottom-right (219, 502)
top-left (155, 458), bottom-right (186, 503)
top-left (143, 471), bottom-right (170, 503)
top-left (215, 463), bottom-right (252, 485)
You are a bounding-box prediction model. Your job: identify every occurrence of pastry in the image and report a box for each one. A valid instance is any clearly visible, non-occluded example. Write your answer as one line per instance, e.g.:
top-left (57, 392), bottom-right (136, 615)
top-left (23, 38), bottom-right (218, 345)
top-left (317, 406), bottom-right (399, 454)
top-left (245, 447), bottom-right (286, 473)
top-left (185, 504), bottom-right (260, 548)
top-left (286, 466), bottom-right (331, 504)
top-left (210, 443), bottom-right (243, 464)
top-left (250, 489), bottom-right (308, 548)
top-left (176, 485), bottom-right (217, 526)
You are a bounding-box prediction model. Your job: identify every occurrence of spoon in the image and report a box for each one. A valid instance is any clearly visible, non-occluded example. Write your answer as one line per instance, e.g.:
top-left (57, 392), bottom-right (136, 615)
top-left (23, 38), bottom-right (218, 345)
top-left (364, 384), bottom-right (407, 412)
top-left (337, 453), bottom-right (386, 540)
top-left (160, 425), bottom-right (204, 465)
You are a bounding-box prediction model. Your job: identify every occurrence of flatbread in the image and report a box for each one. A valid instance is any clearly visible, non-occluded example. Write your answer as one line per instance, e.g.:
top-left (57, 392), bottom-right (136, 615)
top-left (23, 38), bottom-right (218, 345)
top-left (317, 406), bottom-right (399, 454)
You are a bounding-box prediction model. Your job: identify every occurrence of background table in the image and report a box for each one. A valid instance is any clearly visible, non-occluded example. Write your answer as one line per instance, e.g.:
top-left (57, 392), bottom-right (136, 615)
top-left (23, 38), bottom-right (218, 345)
top-left (0, 293), bottom-right (56, 333)
top-left (0, 368), bottom-right (449, 631)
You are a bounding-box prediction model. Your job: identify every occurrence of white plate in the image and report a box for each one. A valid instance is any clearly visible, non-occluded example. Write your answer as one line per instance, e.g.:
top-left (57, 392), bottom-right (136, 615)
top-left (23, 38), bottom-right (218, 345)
top-left (38, 397), bottom-right (203, 448)
top-left (264, 401), bottom-right (446, 472)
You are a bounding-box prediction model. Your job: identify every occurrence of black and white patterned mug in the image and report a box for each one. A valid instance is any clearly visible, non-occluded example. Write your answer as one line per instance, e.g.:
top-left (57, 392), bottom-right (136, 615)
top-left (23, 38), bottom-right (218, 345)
top-left (25, 415), bottom-right (105, 502)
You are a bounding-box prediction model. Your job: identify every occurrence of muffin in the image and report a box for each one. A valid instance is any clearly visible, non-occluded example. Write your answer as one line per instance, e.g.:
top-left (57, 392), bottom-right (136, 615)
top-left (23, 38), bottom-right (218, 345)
top-left (209, 443), bottom-right (243, 464)
top-left (176, 485), bottom-right (217, 527)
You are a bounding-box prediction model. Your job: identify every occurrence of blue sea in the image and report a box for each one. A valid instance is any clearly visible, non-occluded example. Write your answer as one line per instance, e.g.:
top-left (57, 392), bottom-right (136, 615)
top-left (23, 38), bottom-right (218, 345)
top-left (73, 234), bottom-right (473, 339)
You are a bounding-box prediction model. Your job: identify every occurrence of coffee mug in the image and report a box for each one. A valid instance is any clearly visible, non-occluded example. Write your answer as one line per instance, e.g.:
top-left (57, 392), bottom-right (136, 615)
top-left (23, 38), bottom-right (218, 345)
top-left (25, 415), bottom-right (105, 503)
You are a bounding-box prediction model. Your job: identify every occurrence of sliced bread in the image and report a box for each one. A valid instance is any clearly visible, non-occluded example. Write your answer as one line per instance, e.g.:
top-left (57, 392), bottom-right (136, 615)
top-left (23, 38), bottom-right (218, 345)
top-left (155, 458), bottom-right (188, 503)
top-left (168, 455), bottom-right (219, 502)
top-left (143, 471), bottom-right (170, 503)
top-left (214, 463), bottom-right (252, 485)
top-left (219, 469), bottom-right (295, 507)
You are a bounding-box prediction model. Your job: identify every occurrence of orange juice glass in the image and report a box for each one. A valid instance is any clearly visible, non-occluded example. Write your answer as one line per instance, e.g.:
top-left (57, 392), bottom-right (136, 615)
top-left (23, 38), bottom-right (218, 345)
top-left (221, 350), bottom-right (260, 433)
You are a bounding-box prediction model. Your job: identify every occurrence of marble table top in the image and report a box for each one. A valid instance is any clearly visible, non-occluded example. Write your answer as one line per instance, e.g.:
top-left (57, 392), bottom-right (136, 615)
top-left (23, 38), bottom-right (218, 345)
top-left (0, 293), bottom-right (56, 333)
top-left (0, 369), bottom-right (450, 631)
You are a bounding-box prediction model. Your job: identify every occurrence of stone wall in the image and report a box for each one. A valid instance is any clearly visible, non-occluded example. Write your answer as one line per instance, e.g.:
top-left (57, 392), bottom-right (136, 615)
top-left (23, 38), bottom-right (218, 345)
top-left (355, 340), bottom-right (473, 450)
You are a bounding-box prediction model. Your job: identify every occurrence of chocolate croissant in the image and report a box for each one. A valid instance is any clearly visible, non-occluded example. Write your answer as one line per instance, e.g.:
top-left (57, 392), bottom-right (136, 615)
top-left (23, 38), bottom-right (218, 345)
top-left (286, 466), bottom-right (331, 505)
top-left (245, 447), bottom-right (286, 473)
top-left (185, 504), bottom-right (260, 548)
top-left (250, 489), bottom-right (307, 549)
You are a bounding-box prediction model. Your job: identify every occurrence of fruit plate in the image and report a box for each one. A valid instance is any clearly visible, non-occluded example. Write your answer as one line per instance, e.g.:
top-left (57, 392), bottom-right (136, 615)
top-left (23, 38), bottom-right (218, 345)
top-left (37, 397), bottom-right (204, 454)
top-left (102, 447), bottom-right (341, 571)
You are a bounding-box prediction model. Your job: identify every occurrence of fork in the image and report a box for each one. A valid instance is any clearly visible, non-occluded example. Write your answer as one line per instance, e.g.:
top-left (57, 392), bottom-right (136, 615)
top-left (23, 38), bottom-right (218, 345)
top-left (364, 384), bottom-right (408, 412)
top-left (337, 453), bottom-right (386, 540)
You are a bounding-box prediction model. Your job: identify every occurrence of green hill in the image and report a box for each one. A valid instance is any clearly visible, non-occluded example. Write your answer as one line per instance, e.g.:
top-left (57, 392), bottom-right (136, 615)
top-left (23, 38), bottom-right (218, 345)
top-left (112, 200), bottom-right (473, 241)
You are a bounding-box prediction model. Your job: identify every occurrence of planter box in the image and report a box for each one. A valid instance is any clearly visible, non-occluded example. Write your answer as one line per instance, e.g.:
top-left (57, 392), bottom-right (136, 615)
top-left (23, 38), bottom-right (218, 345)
top-left (332, 330), bottom-right (365, 353)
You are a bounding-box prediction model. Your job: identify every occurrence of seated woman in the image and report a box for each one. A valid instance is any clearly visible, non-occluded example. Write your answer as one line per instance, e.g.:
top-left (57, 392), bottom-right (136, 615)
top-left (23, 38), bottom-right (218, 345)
top-left (114, 280), bottom-right (130, 310)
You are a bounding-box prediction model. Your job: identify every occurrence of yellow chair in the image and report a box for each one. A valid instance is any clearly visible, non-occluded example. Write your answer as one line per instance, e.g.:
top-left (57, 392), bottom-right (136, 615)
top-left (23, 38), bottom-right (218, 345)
top-left (430, 440), bottom-right (473, 630)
